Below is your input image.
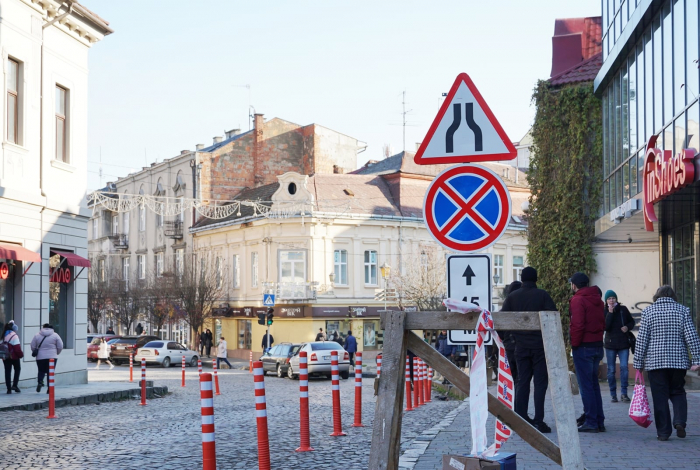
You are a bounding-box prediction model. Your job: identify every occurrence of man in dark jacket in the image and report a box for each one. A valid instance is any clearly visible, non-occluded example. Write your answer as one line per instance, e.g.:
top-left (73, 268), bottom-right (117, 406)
top-left (603, 290), bottom-right (635, 403)
top-left (569, 272), bottom-right (606, 433)
top-left (261, 332), bottom-right (274, 351)
top-left (500, 267), bottom-right (556, 433)
top-left (344, 331), bottom-right (357, 366)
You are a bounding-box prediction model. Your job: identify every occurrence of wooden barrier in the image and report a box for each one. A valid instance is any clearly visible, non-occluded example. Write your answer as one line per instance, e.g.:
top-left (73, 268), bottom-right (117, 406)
top-left (369, 310), bottom-right (583, 470)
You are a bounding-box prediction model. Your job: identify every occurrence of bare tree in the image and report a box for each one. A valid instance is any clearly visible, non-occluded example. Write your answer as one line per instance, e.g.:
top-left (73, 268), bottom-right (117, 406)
top-left (392, 248), bottom-right (447, 312)
top-left (87, 263), bottom-right (109, 333)
top-left (142, 270), bottom-right (177, 337)
top-left (108, 265), bottom-right (146, 336)
top-left (172, 252), bottom-right (225, 348)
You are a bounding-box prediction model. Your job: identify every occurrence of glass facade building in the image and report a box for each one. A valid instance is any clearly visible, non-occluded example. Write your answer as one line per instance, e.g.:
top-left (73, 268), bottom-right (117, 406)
top-left (596, 0), bottom-right (700, 327)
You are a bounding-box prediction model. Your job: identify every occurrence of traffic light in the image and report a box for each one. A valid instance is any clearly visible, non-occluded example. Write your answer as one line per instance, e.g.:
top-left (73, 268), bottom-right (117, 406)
top-left (257, 313), bottom-right (266, 325)
top-left (266, 308), bottom-right (274, 326)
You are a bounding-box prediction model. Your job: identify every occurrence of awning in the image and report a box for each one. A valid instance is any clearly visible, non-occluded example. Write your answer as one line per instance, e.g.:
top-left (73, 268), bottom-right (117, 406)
top-left (50, 250), bottom-right (91, 268)
top-left (0, 243), bottom-right (41, 263)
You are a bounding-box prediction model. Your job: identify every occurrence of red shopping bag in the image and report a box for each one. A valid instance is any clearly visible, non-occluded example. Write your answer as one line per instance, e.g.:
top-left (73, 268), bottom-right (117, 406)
top-left (629, 371), bottom-right (653, 428)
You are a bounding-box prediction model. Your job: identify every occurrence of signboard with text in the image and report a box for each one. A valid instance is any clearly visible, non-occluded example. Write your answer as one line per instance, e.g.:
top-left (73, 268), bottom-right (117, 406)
top-left (446, 254), bottom-right (492, 345)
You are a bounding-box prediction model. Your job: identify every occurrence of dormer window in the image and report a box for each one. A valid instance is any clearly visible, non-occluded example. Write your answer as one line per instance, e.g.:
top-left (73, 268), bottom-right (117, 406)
top-left (288, 182), bottom-right (297, 195)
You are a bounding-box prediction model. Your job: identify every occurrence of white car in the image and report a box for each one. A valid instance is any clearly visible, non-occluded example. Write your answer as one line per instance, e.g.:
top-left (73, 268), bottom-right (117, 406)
top-left (287, 341), bottom-right (351, 379)
top-left (136, 341), bottom-right (200, 368)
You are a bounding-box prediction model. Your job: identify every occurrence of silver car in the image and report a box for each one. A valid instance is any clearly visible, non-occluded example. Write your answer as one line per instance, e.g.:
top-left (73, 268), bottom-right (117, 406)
top-left (287, 341), bottom-right (351, 379)
top-left (136, 341), bottom-right (199, 368)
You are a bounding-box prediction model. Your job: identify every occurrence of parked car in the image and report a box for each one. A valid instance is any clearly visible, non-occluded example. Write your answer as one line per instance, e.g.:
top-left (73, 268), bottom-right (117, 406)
top-left (287, 341), bottom-right (350, 380)
top-left (109, 335), bottom-right (160, 364)
top-left (137, 341), bottom-right (199, 368)
top-left (87, 335), bottom-right (121, 361)
top-left (260, 343), bottom-right (302, 378)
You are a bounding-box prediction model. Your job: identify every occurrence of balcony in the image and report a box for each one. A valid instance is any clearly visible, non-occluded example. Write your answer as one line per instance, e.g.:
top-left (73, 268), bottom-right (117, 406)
top-left (108, 234), bottom-right (129, 250)
top-left (164, 219), bottom-right (183, 239)
top-left (276, 282), bottom-right (317, 301)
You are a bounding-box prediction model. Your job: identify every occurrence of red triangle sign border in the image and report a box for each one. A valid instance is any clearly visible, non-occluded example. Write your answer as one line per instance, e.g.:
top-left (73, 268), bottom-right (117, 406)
top-left (414, 73), bottom-right (517, 165)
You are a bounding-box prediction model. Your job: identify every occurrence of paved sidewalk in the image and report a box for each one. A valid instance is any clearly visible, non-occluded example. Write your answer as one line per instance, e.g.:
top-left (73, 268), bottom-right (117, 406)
top-left (409, 386), bottom-right (700, 470)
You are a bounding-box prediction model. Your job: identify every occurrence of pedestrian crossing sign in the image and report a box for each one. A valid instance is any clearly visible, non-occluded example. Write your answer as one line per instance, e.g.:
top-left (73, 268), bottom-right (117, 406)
top-left (263, 294), bottom-right (275, 307)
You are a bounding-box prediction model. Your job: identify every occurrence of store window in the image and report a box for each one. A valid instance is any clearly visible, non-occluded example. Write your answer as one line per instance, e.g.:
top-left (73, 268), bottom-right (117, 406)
top-left (49, 253), bottom-right (69, 344)
top-left (333, 249), bottom-right (347, 285)
top-left (363, 320), bottom-right (380, 350)
top-left (326, 320), bottom-right (351, 343)
top-left (0, 260), bottom-right (15, 330)
top-left (237, 319), bottom-right (252, 349)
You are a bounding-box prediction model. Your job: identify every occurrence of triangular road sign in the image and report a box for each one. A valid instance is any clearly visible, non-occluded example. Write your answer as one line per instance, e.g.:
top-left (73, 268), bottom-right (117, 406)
top-left (414, 73), bottom-right (516, 165)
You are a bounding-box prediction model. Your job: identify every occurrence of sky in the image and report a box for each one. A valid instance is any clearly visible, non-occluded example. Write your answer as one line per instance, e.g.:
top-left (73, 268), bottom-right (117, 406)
top-left (81, 0), bottom-right (600, 192)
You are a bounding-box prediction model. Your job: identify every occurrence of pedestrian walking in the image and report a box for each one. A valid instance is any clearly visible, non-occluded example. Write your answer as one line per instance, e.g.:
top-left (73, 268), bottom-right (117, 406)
top-left (30, 324), bottom-right (63, 393)
top-left (94, 337), bottom-right (114, 370)
top-left (199, 330), bottom-right (207, 355)
top-left (603, 290), bottom-right (635, 403)
top-left (261, 332), bottom-right (274, 351)
top-left (334, 330), bottom-right (344, 347)
top-left (499, 281), bottom-right (522, 387)
top-left (344, 330), bottom-right (357, 366)
top-left (2, 320), bottom-right (23, 394)
top-left (135, 322), bottom-right (143, 335)
top-left (500, 267), bottom-right (556, 433)
top-left (204, 329), bottom-right (213, 357)
top-left (633, 285), bottom-right (700, 441)
top-left (217, 337), bottom-right (232, 369)
top-left (106, 326), bottom-right (115, 335)
top-left (315, 328), bottom-right (325, 341)
top-left (569, 272), bottom-right (606, 433)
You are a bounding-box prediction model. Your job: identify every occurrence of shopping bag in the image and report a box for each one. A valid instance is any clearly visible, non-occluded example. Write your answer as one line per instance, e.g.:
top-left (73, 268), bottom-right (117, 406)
top-left (629, 370), bottom-right (653, 428)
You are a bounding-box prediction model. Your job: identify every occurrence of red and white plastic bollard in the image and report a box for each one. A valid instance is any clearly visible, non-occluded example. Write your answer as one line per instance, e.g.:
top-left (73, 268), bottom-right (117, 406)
top-left (198, 358), bottom-right (203, 375)
top-left (376, 353), bottom-right (382, 378)
top-left (330, 351), bottom-right (346, 436)
top-left (182, 355), bottom-right (186, 387)
top-left (405, 355), bottom-right (413, 411)
top-left (352, 351), bottom-right (364, 427)
top-left (200, 372), bottom-right (217, 470)
top-left (413, 357), bottom-right (421, 407)
top-left (249, 351), bottom-right (253, 374)
top-left (418, 358), bottom-right (425, 406)
top-left (253, 361), bottom-right (271, 470)
top-left (426, 366), bottom-right (432, 402)
top-left (295, 351), bottom-right (314, 452)
top-left (140, 358), bottom-right (147, 406)
top-left (129, 353), bottom-right (133, 382)
top-left (213, 359), bottom-right (221, 396)
top-left (47, 358), bottom-right (56, 419)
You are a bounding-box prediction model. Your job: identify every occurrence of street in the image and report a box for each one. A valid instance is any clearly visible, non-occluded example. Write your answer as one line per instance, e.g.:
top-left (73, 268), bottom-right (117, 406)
top-left (2, 366), bottom-right (460, 470)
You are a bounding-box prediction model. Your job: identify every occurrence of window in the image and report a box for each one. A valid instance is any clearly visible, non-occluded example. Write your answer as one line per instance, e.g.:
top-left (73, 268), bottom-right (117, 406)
top-left (139, 206), bottom-right (146, 232)
top-left (175, 249), bottom-right (184, 277)
top-left (7, 59), bottom-right (18, 144)
top-left (92, 218), bottom-right (98, 239)
top-left (493, 254), bottom-right (504, 285)
top-left (280, 251), bottom-right (306, 284)
top-left (55, 86), bottom-right (67, 162)
top-left (138, 255), bottom-right (146, 280)
top-left (333, 249), bottom-right (348, 285)
top-left (177, 197), bottom-right (185, 223)
top-left (123, 211), bottom-right (130, 236)
top-left (216, 256), bottom-right (223, 289)
top-left (421, 251), bottom-right (428, 272)
top-left (98, 259), bottom-right (105, 282)
top-left (122, 258), bottom-right (130, 291)
top-left (112, 214), bottom-right (119, 236)
top-left (364, 250), bottom-right (377, 285)
top-left (233, 254), bottom-right (240, 288)
top-left (156, 252), bottom-right (163, 277)
top-left (513, 256), bottom-right (524, 281)
top-left (251, 252), bottom-right (258, 288)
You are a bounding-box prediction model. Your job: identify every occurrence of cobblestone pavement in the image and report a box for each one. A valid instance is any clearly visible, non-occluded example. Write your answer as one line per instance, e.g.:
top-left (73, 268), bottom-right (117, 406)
top-left (410, 385), bottom-right (700, 470)
top-left (2, 366), bottom-right (460, 469)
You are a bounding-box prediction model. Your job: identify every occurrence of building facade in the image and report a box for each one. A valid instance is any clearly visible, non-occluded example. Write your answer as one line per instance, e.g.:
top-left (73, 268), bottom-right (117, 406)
top-left (593, 0), bottom-right (699, 330)
top-left (0, 0), bottom-right (111, 387)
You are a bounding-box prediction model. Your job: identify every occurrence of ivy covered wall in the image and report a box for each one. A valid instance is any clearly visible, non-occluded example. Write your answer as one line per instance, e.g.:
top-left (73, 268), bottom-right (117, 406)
top-left (527, 81), bottom-right (603, 345)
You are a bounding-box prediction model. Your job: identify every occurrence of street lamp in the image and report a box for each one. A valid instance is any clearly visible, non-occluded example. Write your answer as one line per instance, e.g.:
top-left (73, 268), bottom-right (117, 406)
top-left (492, 273), bottom-right (500, 285)
top-left (380, 262), bottom-right (391, 311)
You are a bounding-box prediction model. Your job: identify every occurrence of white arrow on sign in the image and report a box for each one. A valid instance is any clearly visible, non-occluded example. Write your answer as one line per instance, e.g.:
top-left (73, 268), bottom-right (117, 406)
top-left (446, 254), bottom-right (492, 345)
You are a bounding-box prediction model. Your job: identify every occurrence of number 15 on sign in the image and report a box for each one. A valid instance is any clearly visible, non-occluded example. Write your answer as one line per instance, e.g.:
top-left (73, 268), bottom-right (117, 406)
top-left (447, 254), bottom-right (492, 344)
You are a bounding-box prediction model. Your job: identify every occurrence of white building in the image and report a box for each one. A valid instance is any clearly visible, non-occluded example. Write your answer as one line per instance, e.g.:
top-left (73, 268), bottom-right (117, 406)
top-left (0, 0), bottom-right (111, 387)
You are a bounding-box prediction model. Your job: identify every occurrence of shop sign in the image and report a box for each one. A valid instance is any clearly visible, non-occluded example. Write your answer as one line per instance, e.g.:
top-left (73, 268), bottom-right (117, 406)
top-left (279, 306), bottom-right (306, 317)
top-left (349, 306), bottom-right (367, 317)
top-left (643, 135), bottom-right (696, 231)
top-left (49, 267), bottom-right (72, 284)
top-left (0, 262), bottom-right (9, 280)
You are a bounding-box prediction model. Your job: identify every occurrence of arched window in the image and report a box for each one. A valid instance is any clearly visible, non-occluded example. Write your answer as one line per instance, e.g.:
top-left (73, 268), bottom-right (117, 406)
top-left (138, 186), bottom-right (146, 232)
top-left (154, 178), bottom-right (165, 227)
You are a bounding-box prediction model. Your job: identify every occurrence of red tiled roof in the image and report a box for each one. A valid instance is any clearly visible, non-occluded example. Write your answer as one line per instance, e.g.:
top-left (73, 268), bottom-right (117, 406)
top-left (549, 52), bottom-right (602, 86)
top-left (551, 17), bottom-right (602, 77)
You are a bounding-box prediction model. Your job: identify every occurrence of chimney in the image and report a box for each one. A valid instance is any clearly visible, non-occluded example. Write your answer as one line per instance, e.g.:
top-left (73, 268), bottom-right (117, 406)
top-left (195, 143), bottom-right (205, 151)
top-left (213, 136), bottom-right (223, 144)
top-left (180, 150), bottom-right (189, 155)
top-left (225, 129), bottom-right (240, 139)
top-left (333, 165), bottom-right (344, 174)
top-left (253, 114), bottom-right (264, 186)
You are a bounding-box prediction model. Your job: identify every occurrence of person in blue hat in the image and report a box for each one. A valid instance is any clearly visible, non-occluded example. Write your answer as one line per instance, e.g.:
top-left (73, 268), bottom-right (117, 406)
top-left (603, 290), bottom-right (635, 403)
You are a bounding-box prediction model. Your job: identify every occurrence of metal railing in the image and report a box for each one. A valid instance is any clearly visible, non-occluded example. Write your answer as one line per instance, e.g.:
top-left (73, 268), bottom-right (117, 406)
top-left (164, 219), bottom-right (184, 239)
top-left (276, 282), bottom-right (317, 301)
top-left (108, 234), bottom-right (129, 250)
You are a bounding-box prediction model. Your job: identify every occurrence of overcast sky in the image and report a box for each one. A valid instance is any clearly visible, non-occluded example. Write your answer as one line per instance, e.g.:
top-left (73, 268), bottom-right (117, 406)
top-left (82, 0), bottom-right (600, 191)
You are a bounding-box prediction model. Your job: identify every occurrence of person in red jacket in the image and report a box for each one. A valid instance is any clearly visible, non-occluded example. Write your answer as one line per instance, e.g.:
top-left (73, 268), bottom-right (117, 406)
top-left (569, 272), bottom-right (606, 433)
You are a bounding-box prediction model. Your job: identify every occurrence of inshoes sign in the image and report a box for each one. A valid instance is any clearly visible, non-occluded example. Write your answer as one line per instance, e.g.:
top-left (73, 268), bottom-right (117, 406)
top-left (643, 134), bottom-right (696, 231)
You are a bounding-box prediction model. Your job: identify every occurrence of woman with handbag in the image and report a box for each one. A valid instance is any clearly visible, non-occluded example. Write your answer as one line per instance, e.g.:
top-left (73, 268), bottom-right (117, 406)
top-left (634, 285), bottom-right (700, 440)
top-left (30, 323), bottom-right (63, 393)
top-left (603, 290), bottom-right (636, 403)
top-left (2, 320), bottom-right (23, 393)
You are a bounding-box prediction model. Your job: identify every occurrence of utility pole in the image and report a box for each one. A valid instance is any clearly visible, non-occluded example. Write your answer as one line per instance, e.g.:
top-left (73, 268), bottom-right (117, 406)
top-left (401, 91), bottom-right (413, 154)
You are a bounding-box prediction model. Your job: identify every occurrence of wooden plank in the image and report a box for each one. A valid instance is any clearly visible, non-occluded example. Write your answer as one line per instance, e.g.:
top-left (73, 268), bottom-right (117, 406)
top-left (539, 311), bottom-right (585, 470)
top-left (406, 333), bottom-right (563, 467)
top-left (382, 311), bottom-right (543, 331)
top-left (369, 310), bottom-right (407, 470)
